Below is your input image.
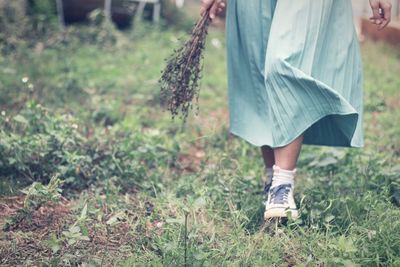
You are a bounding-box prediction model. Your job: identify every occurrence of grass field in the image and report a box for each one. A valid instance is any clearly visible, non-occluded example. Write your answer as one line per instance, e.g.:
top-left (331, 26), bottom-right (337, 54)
top-left (0, 18), bottom-right (400, 266)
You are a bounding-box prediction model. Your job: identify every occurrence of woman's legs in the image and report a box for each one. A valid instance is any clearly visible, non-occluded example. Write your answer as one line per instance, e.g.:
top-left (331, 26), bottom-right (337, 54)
top-left (262, 134), bottom-right (304, 219)
top-left (274, 134), bottom-right (304, 170)
top-left (261, 145), bottom-right (275, 168)
top-left (261, 145), bottom-right (275, 192)
top-left (260, 133), bottom-right (304, 170)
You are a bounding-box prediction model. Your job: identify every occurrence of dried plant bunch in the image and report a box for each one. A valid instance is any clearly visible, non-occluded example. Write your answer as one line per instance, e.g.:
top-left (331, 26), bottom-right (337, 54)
top-left (159, 10), bottom-right (212, 123)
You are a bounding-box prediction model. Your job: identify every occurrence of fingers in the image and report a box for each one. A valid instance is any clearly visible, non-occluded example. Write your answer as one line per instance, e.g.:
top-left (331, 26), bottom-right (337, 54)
top-left (369, 2), bottom-right (382, 24)
top-left (200, 5), bottom-right (208, 16)
top-left (209, 2), bottom-right (219, 19)
top-left (200, 0), bottom-right (225, 19)
top-left (200, 0), bottom-right (214, 16)
top-left (200, 7), bottom-right (205, 16)
top-left (369, 0), bottom-right (392, 30)
top-left (378, 2), bottom-right (392, 30)
top-left (217, 1), bottom-right (225, 15)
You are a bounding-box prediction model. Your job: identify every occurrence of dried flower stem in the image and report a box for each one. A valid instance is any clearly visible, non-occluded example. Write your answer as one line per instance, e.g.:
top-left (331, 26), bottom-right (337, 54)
top-left (159, 10), bottom-right (212, 123)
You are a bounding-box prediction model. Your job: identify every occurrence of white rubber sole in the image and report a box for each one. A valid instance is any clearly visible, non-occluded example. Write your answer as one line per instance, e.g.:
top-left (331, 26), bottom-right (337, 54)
top-left (264, 207), bottom-right (299, 220)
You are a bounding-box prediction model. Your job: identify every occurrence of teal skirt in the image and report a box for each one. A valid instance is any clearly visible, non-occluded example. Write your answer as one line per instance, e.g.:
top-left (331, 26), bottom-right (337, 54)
top-left (225, 0), bottom-right (364, 148)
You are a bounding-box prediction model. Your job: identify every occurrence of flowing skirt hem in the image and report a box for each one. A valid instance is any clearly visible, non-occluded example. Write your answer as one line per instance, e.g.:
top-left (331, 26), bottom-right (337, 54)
top-left (229, 111), bottom-right (364, 148)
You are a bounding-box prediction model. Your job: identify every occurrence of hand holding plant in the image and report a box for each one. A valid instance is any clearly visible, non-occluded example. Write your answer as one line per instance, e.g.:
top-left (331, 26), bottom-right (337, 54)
top-left (369, 0), bottom-right (392, 30)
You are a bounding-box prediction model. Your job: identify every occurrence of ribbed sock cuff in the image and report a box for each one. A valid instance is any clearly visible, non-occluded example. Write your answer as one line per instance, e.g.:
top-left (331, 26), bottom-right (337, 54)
top-left (271, 164), bottom-right (296, 187)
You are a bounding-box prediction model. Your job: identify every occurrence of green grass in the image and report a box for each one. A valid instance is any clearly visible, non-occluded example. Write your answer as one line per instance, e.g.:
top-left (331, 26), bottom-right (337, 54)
top-left (0, 20), bottom-right (400, 266)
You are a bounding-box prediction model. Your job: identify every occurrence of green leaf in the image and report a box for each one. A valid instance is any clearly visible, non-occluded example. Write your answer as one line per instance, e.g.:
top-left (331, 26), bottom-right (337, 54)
top-left (69, 225), bottom-right (81, 233)
top-left (79, 235), bottom-right (90, 241)
top-left (193, 196), bottom-right (206, 209)
top-left (80, 225), bottom-right (89, 236)
top-left (106, 211), bottom-right (125, 225)
top-left (324, 215), bottom-right (335, 223)
top-left (13, 114), bottom-right (29, 124)
top-left (165, 218), bottom-right (184, 224)
top-left (193, 251), bottom-right (208, 260)
top-left (315, 156), bottom-right (338, 167)
top-left (80, 203), bottom-right (88, 219)
top-left (338, 235), bottom-right (357, 253)
top-left (106, 215), bottom-right (119, 225)
top-left (342, 259), bottom-right (358, 267)
top-left (51, 244), bottom-right (60, 254)
top-left (67, 238), bottom-right (77, 245)
top-left (46, 233), bottom-right (61, 254)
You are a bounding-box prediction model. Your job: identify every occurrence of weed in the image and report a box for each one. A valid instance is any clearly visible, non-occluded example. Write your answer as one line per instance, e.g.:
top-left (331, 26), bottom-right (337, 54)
top-left (3, 175), bottom-right (63, 231)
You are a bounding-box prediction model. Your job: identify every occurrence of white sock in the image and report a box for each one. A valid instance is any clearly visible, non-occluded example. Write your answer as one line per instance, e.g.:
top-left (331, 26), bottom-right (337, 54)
top-left (271, 164), bottom-right (296, 188)
top-left (265, 167), bottom-right (273, 184)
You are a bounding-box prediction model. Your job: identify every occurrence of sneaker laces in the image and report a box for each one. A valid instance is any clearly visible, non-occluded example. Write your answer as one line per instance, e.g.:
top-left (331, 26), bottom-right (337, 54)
top-left (269, 183), bottom-right (292, 205)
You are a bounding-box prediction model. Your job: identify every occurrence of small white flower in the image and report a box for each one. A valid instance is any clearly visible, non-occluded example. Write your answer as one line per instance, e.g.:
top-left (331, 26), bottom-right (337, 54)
top-left (1, 111), bottom-right (5, 116)
top-left (72, 124), bottom-right (78, 129)
top-left (211, 38), bottom-right (222, 49)
top-left (22, 77), bottom-right (29, 83)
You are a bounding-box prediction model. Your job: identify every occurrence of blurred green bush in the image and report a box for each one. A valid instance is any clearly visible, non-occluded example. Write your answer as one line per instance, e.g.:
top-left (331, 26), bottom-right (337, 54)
top-left (0, 0), bottom-right (194, 55)
top-left (26, 0), bottom-right (57, 18)
top-left (0, 0), bottom-right (58, 54)
top-left (158, 0), bottom-right (195, 30)
top-left (0, 102), bottom-right (180, 195)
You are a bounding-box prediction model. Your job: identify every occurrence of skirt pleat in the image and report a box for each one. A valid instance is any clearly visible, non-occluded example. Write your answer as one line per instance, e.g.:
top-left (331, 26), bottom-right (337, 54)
top-left (226, 0), bottom-right (364, 148)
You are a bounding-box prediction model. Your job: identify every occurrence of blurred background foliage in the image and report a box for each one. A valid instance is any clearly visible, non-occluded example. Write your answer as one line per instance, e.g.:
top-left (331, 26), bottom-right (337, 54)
top-left (0, 0), bottom-right (193, 53)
